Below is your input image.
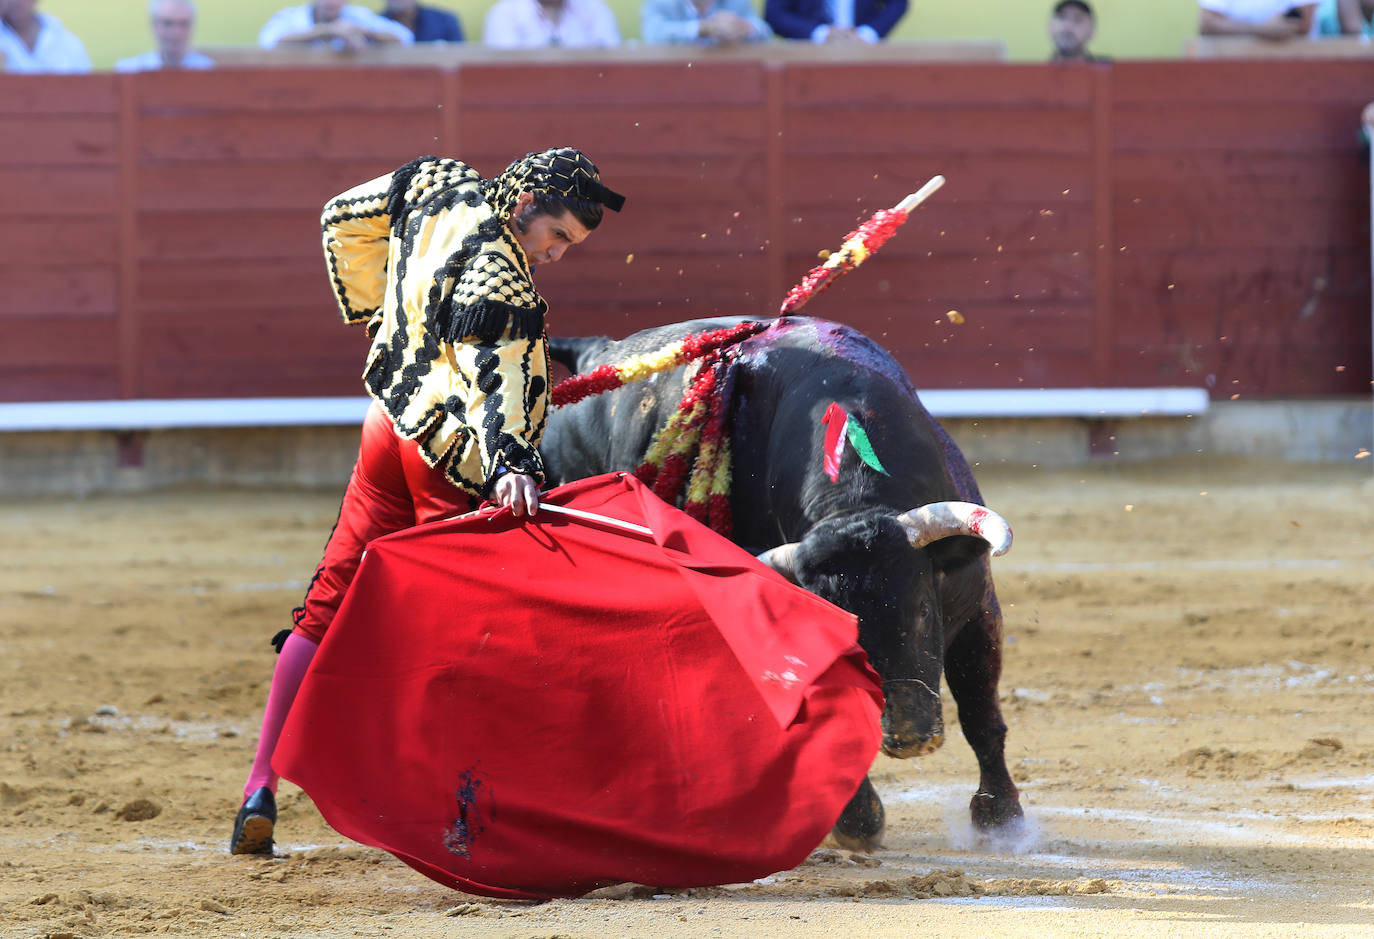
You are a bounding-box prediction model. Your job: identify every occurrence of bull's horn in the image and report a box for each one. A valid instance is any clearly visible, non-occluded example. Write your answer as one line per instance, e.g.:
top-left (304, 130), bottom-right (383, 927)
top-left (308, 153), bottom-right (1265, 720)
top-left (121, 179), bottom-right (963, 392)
top-left (756, 543), bottom-right (800, 582)
top-left (895, 502), bottom-right (1012, 556)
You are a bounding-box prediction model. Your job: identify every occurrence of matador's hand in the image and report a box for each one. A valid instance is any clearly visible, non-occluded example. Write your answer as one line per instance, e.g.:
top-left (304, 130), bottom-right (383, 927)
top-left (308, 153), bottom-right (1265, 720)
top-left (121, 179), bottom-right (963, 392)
top-left (493, 472), bottom-right (540, 517)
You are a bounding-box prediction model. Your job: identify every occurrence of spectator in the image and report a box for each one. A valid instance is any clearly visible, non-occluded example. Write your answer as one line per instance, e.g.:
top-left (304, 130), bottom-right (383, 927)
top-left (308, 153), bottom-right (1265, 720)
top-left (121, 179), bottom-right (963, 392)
top-left (1049, 0), bottom-right (1106, 62)
top-left (483, 0), bottom-right (620, 47)
top-left (382, 0), bottom-right (464, 41)
top-left (1311, 0), bottom-right (1374, 35)
top-left (259, 0), bottom-right (413, 49)
top-left (116, 0), bottom-right (215, 72)
top-left (1198, 0), bottom-right (1318, 39)
top-left (0, 0), bottom-right (92, 72)
top-left (642, 0), bottom-right (772, 44)
top-left (764, 0), bottom-right (907, 43)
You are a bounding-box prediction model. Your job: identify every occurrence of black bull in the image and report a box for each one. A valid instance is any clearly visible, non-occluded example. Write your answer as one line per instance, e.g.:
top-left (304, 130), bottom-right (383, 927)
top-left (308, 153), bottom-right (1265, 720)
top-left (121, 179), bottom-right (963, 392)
top-left (541, 315), bottom-right (1024, 848)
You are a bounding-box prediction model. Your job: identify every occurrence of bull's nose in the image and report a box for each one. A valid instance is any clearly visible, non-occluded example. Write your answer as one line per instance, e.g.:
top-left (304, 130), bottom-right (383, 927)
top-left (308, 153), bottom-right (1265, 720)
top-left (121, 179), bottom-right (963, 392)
top-left (880, 677), bottom-right (943, 758)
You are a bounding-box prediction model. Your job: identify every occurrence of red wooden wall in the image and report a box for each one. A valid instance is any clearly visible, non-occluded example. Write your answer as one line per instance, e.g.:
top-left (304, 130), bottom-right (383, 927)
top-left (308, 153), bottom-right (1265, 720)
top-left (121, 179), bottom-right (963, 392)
top-left (1, 59), bottom-right (1370, 404)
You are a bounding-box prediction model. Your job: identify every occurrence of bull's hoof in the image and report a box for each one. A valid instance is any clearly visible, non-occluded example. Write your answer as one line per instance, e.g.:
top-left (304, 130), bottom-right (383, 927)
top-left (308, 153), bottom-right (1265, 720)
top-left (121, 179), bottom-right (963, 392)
top-left (970, 788), bottom-right (1025, 833)
top-left (881, 732), bottom-right (944, 760)
top-left (830, 776), bottom-right (885, 852)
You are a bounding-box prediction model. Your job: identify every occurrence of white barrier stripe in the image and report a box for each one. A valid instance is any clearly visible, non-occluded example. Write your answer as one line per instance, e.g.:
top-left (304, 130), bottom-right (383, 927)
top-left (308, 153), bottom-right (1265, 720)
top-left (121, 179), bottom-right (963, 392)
top-left (0, 387), bottom-right (1209, 432)
top-left (0, 397), bottom-right (372, 431)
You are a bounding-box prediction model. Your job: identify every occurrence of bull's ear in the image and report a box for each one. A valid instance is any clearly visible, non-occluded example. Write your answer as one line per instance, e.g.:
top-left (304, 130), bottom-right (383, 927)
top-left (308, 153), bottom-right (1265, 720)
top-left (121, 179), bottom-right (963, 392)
top-left (925, 534), bottom-right (991, 574)
top-left (756, 543), bottom-right (800, 583)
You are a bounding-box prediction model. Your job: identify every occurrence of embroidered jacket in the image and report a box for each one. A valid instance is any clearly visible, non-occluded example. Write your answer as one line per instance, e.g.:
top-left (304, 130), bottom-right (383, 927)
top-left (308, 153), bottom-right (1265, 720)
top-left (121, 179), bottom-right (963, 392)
top-left (321, 157), bottom-right (550, 498)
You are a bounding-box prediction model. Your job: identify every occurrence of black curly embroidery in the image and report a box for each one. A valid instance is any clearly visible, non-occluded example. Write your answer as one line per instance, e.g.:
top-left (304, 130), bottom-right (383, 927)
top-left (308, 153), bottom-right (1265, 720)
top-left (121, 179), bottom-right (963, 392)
top-left (322, 193), bottom-right (390, 324)
top-left (339, 158), bottom-right (549, 497)
top-left (472, 343), bottom-right (543, 487)
top-left (383, 154), bottom-right (434, 237)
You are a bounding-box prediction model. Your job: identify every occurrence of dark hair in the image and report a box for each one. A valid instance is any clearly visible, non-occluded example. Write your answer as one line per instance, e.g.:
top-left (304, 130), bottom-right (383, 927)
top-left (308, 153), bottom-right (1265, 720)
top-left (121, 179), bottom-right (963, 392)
top-left (528, 189), bottom-right (604, 231)
top-left (1053, 0), bottom-right (1092, 16)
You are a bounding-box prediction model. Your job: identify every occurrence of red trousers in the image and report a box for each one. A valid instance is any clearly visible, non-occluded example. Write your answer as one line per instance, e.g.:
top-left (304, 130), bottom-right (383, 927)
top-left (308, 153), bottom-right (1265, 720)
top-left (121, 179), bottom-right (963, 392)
top-left (291, 402), bottom-right (475, 644)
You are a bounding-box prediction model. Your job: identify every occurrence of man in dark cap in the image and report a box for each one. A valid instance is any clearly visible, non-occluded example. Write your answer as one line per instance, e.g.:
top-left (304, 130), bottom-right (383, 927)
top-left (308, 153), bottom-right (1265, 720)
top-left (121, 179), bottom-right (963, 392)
top-left (1049, 0), bottom-right (1106, 62)
top-left (229, 148), bottom-right (624, 855)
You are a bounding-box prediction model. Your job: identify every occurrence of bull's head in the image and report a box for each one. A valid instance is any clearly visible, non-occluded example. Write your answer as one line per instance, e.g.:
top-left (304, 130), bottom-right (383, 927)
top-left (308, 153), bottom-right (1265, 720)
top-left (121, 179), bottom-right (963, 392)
top-left (757, 502), bottom-right (1011, 760)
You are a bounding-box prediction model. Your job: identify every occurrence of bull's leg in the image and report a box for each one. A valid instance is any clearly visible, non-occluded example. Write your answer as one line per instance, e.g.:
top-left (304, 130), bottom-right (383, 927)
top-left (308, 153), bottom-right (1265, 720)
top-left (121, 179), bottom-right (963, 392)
top-left (943, 586), bottom-right (1023, 831)
top-left (829, 775), bottom-right (885, 852)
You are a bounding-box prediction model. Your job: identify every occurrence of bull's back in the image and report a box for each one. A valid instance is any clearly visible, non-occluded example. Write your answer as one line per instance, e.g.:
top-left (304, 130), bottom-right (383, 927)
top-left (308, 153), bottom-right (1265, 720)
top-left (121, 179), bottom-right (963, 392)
top-left (543, 317), bottom-right (751, 484)
top-left (543, 316), bottom-right (977, 525)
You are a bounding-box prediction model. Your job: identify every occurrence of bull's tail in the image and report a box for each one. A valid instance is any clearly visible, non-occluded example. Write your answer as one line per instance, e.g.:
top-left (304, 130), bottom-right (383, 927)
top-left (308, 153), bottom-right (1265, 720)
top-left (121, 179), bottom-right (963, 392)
top-left (547, 335), bottom-right (613, 375)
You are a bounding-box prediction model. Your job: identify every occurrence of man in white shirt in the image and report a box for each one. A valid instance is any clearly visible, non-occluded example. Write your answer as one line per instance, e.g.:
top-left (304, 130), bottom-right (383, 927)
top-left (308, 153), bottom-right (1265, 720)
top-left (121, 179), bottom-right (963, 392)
top-left (259, 0), bottom-right (414, 50)
top-left (0, 0), bottom-right (91, 73)
top-left (483, 0), bottom-right (621, 48)
top-left (116, 0), bottom-right (215, 72)
top-left (1198, 0), bottom-right (1318, 38)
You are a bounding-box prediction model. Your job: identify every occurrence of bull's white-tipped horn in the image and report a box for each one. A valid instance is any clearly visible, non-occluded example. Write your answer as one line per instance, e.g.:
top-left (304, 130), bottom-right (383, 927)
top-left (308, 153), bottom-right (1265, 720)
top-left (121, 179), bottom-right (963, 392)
top-left (756, 542), bottom-right (800, 582)
top-left (895, 501), bottom-right (1013, 556)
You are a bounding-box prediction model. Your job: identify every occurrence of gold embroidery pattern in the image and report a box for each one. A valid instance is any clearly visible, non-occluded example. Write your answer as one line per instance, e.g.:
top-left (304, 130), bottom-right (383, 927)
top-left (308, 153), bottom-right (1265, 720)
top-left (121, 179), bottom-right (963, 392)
top-left (454, 253), bottom-right (540, 311)
top-left (322, 157), bottom-right (552, 497)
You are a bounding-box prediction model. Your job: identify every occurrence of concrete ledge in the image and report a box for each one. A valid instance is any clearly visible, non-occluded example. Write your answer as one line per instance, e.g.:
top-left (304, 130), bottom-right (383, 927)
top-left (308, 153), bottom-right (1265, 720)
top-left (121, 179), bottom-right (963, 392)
top-left (0, 398), bottom-right (1365, 498)
top-left (943, 398), bottom-right (1371, 468)
top-left (0, 425), bottom-right (364, 498)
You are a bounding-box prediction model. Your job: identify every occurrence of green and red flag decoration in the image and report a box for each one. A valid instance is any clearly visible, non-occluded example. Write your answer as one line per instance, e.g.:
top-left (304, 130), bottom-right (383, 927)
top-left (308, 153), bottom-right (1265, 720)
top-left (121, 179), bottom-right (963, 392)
top-left (821, 402), bottom-right (888, 483)
top-left (778, 175), bottom-right (945, 316)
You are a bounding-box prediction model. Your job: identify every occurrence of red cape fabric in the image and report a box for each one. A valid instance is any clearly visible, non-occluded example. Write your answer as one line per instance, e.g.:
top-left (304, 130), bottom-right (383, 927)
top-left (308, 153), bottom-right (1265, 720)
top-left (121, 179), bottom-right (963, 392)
top-left (273, 472), bottom-right (882, 899)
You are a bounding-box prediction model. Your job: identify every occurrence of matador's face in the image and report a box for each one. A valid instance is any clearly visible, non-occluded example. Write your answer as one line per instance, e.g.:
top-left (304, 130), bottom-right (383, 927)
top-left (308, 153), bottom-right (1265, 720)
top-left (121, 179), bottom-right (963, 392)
top-left (507, 193), bottom-right (592, 266)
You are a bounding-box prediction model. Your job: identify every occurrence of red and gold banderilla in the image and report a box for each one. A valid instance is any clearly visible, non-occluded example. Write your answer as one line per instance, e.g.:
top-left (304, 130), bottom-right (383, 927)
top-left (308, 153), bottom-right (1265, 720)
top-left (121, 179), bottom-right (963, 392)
top-left (779, 174), bottom-right (946, 316)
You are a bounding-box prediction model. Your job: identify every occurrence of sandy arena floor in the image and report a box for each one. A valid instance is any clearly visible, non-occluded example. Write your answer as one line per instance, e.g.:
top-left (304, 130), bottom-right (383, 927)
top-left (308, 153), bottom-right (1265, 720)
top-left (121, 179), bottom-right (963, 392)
top-left (3, 457), bottom-right (1373, 938)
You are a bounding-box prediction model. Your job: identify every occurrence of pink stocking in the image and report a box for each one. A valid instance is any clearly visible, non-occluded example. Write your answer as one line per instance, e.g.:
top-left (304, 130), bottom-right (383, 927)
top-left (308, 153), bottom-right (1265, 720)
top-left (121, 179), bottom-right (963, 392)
top-left (243, 632), bottom-right (319, 800)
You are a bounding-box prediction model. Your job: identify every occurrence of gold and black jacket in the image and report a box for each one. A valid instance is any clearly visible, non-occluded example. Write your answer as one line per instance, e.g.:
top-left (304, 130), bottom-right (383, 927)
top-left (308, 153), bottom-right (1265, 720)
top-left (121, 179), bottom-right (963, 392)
top-left (321, 157), bottom-right (550, 499)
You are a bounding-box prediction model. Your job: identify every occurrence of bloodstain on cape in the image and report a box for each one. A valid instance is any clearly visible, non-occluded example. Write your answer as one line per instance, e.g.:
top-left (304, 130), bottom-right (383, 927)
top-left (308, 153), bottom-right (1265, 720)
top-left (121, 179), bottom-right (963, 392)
top-left (273, 472), bottom-right (882, 899)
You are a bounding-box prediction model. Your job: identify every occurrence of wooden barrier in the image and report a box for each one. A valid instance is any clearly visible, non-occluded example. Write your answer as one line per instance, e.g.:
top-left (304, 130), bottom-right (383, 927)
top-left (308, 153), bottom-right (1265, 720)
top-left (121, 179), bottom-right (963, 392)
top-left (1185, 36), bottom-right (1374, 58)
top-left (1, 57), bottom-right (1370, 413)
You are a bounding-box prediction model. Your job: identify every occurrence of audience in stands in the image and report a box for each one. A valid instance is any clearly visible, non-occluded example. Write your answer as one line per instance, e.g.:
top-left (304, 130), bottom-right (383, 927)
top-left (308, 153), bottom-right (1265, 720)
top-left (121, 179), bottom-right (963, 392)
top-left (116, 0), bottom-right (214, 72)
top-left (382, 0), bottom-right (464, 42)
top-left (1310, 0), bottom-right (1374, 35)
top-left (1049, 0), bottom-right (1106, 61)
top-left (1198, 0), bottom-right (1317, 39)
top-left (483, 0), bottom-right (620, 47)
top-left (38, 0), bottom-right (1374, 67)
top-left (0, 0), bottom-right (91, 72)
top-left (642, 0), bottom-right (772, 44)
top-left (259, 0), bottom-right (413, 49)
top-left (764, 0), bottom-right (906, 43)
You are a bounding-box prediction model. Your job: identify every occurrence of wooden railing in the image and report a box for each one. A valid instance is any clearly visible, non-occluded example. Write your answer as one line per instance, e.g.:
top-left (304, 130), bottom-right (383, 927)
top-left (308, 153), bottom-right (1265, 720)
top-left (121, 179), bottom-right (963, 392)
top-left (1, 55), bottom-right (1371, 410)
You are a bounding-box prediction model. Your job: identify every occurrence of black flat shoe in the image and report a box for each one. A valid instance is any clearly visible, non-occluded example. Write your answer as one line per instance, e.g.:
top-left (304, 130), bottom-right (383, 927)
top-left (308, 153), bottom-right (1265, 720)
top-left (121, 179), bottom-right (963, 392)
top-left (230, 787), bottom-right (277, 855)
